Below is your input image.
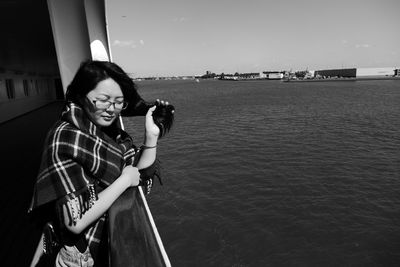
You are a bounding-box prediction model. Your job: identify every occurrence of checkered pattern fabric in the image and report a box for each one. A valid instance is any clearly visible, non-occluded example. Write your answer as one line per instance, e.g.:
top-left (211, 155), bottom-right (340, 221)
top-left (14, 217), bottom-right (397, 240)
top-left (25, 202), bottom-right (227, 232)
top-left (30, 102), bottom-right (137, 259)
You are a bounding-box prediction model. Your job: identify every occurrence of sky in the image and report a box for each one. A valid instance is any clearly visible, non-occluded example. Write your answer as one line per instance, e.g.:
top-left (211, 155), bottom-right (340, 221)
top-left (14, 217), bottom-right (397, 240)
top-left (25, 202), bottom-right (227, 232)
top-left (107, 0), bottom-right (400, 77)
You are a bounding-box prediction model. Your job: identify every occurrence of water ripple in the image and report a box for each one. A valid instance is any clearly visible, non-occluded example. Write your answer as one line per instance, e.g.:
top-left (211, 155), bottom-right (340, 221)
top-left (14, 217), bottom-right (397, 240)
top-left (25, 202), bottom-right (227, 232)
top-left (124, 80), bottom-right (400, 267)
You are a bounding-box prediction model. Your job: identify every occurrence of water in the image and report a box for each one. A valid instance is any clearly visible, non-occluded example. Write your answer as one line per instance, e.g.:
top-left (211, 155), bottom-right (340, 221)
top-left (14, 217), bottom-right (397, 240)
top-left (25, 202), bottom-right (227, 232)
top-left (123, 79), bottom-right (400, 267)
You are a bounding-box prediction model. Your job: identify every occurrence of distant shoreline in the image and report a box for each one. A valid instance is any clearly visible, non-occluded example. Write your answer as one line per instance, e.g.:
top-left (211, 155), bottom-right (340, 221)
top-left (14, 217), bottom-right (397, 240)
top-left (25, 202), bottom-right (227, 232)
top-left (217, 76), bottom-right (400, 82)
top-left (283, 76), bottom-right (400, 83)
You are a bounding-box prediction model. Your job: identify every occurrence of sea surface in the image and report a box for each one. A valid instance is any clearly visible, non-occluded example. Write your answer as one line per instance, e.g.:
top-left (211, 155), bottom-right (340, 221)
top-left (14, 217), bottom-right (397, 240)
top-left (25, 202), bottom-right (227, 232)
top-left (123, 79), bottom-right (400, 267)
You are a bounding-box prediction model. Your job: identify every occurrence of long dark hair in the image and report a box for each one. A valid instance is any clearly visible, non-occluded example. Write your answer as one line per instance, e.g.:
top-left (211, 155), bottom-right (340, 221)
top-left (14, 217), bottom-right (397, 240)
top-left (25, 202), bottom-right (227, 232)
top-left (66, 60), bottom-right (141, 107)
top-left (66, 60), bottom-right (174, 137)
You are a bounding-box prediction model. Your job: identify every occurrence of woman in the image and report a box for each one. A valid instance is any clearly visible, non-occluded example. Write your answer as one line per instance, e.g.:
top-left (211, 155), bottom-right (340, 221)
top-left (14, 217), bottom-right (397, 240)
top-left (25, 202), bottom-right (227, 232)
top-left (29, 60), bottom-right (174, 266)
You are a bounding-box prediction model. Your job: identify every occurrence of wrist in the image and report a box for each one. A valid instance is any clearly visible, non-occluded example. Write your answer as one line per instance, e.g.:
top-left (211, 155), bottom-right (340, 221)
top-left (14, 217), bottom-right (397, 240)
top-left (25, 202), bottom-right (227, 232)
top-left (120, 171), bottom-right (133, 189)
top-left (144, 135), bottom-right (158, 147)
top-left (141, 144), bottom-right (157, 150)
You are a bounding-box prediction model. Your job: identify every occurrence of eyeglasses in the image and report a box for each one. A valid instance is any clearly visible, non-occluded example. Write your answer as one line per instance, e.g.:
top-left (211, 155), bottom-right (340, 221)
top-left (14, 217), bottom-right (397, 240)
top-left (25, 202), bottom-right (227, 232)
top-left (88, 97), bottom-right (128, 110)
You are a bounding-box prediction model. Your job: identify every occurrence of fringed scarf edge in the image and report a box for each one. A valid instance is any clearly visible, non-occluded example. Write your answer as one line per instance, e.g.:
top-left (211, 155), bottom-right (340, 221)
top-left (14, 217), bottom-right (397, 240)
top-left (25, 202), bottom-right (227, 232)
top-left (56, 183), bottom-right (99, 227)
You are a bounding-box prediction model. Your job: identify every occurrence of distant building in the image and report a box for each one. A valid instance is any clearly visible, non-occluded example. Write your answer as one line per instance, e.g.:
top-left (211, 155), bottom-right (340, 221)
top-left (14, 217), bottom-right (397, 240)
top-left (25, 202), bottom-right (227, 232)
top-left (220, 74), bottom-right (238, 80)
top-left (356, 67), bottom-right (396, 77)
top-left (240, 72), bottom-right (260, 79)
top-left (262, 71), bottom-right (284, 80)
top-left (201, 71), bottom-right (217, 79)
top-left (313, 67), bottom-right (398, 79)
top-left (314, 68), bottom-right (356, 78)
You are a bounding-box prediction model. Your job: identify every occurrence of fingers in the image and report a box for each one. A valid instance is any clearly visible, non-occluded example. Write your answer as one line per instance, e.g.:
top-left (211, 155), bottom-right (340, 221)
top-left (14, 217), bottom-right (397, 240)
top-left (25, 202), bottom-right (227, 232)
top-left (156, 99), bottom-right (170, 106)
top-left (148, 105), bottom-right (157, 113)
top-left (156, 99), bottom-right (167, 105)
top-left (145, 106), bottom-right (157, 124)
top-left (156, 99), bottom-right (175, 113)
top-left (122, 166), bottom-right (140, 187)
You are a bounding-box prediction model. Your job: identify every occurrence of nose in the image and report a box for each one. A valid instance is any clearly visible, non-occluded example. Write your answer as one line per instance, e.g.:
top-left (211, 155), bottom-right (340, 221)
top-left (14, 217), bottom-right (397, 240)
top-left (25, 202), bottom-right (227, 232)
top-left (105, 102), bottom-right (116, 112)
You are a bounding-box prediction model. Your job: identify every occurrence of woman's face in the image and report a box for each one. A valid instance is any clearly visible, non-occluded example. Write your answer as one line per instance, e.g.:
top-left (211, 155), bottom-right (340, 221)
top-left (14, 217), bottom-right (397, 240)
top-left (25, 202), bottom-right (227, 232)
top-left (84, 78), bottom-right (124, 127)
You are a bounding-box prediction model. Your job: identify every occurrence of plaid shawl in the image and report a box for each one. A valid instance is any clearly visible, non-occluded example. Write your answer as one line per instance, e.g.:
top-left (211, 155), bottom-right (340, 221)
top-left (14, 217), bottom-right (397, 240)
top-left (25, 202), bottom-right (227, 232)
top-left (29, 102), bottom-right (137, 259)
